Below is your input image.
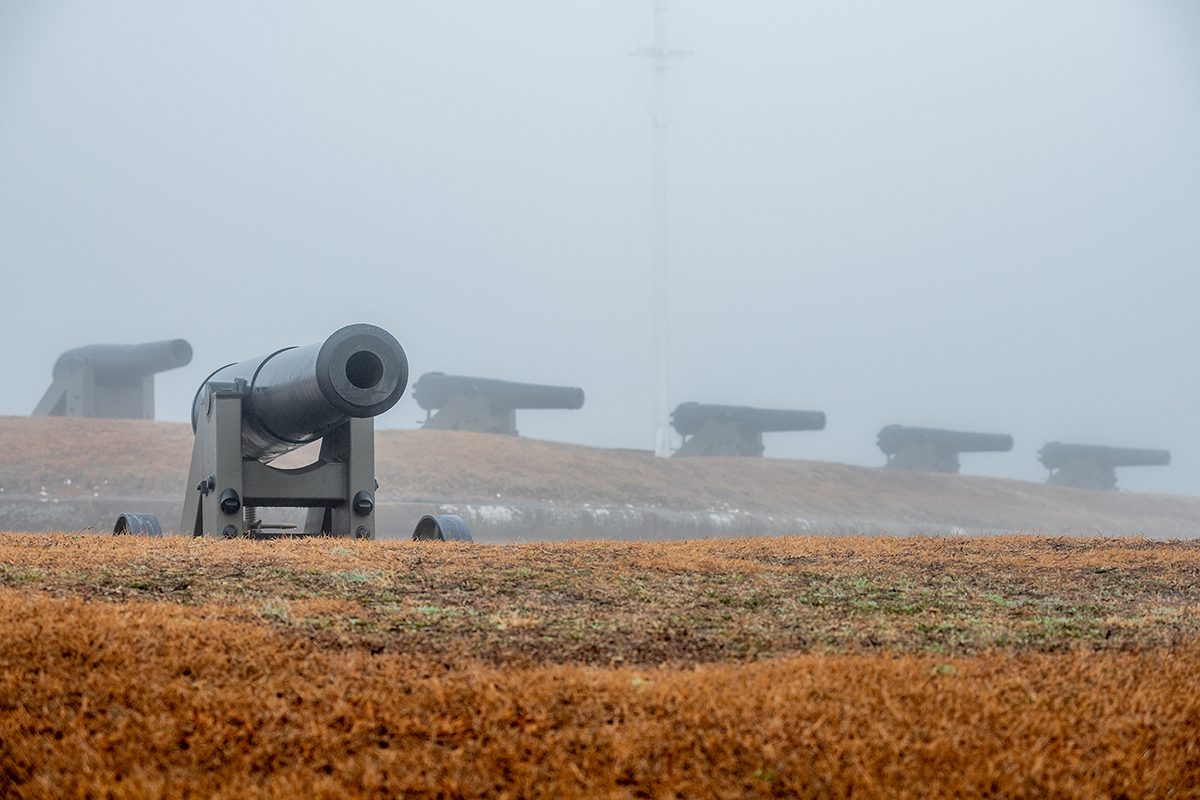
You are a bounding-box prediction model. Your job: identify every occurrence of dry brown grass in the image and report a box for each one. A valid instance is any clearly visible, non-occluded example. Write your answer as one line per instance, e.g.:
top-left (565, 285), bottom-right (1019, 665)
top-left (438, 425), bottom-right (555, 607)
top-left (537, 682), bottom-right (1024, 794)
top-left (2, 534), bottom-right (1198, 663)
top-left (2, 591), bottom-right (1199, 798)
top-left (2, 534), bottom-right (1200, 796)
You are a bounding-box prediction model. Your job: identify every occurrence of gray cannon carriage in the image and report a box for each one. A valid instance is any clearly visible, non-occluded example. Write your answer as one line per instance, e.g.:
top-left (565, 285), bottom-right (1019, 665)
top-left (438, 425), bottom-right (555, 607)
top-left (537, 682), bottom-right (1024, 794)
top-left (670, 402), bottom-right (826, 457)
top-left (877, 425), bottom-right (1013, 474)
top-left (115, 325), bottom-right (470, 542)
top-left (33, 339), bottom-right (193, 419)
top-left (411, 372), bottom-right (585, 436)
top-left (1039, 442), bottom-right (1170, 491)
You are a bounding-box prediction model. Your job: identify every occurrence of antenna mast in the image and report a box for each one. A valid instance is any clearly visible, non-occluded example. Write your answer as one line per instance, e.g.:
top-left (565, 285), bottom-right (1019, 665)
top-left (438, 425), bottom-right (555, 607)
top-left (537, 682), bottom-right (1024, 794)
top-left (633, 0), bottom-right (689, 457)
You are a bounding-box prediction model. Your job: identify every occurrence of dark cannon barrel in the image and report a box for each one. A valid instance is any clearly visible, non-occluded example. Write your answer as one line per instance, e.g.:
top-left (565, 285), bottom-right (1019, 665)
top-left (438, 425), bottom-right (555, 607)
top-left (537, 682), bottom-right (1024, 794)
top-left (191, 324), bottom-right (407, 462)
top-left (1040, 442), bottom-right (1171, 470)
top-left (877, 425), bottom-right (1013, 455)
top-left (672, 402), bottom-right (827, 437)
top-left (53, 339), bottom-right (193, 384)
top-left (412, 373), bottom-right (585, 411)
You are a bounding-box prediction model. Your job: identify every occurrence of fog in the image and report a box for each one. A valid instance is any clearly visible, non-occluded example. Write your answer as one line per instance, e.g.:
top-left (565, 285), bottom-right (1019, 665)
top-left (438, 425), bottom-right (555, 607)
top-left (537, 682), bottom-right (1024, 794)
top-left (1, 1), bottom-right (1197, 494)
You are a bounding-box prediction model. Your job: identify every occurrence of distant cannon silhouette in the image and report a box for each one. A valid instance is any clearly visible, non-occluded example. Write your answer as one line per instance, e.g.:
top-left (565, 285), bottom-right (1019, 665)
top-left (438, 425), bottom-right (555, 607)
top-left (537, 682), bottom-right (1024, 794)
top-left (671, 402), bottom-right (826, 457)
top-left (1039, 442), bottom-right (1170, 491)
top-left (877, 425), bottom-right (1013, 474)
top-left (34, 339), bottom-right (193, 419)
top-left (412, 372), bottom-right (585, 436)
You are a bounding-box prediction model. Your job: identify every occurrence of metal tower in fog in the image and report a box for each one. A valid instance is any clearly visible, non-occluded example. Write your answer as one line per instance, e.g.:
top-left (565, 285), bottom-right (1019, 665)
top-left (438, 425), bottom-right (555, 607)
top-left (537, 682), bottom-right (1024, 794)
top-left (633, 0), bottom-right (689, 457)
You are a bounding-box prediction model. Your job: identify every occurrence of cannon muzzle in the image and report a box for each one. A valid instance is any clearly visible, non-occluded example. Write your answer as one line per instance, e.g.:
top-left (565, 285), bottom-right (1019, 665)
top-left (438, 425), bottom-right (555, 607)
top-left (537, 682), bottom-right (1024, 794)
top-left (191, 324), bottom-right (408, 462)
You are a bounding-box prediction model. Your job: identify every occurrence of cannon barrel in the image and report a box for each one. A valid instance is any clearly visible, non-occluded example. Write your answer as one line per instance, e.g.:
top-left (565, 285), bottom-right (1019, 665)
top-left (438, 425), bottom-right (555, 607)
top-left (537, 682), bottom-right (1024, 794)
top-left (191, 324), bottom-right (407, 462)
top-left (412, 373), bottom-right (585, 411)
top-left (1039, 442), bottom-right (1170, 470)
top-left (877, 425), bottom-right (1013, 455)
top-left (53, 339), bottom-right (193, 384)
top-left (672, 402), bottom-right (827, 437)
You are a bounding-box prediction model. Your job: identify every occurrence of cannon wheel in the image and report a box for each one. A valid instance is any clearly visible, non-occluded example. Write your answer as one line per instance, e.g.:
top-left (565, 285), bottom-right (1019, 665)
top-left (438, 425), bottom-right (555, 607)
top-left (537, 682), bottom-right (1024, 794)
top-left (412, 514), bottom-right (473, 543)
top-left (113, 513), bottom-right (163, 537)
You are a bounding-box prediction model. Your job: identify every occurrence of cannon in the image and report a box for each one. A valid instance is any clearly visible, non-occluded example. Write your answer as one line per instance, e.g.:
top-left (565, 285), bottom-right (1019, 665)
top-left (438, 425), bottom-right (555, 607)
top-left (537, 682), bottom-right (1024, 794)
top-left (33, 339), bottom-right (193, 419)
top-left (412, 372), bottom-right (585, 436)
top-left (877, 425), bottom-right (1013, 474)
top-left (1039, 442), bottom-right (1170, 491)
top-left (164, 324), bottom-right (468, 540)
top-left (670, 402), bottom-right (826, 457)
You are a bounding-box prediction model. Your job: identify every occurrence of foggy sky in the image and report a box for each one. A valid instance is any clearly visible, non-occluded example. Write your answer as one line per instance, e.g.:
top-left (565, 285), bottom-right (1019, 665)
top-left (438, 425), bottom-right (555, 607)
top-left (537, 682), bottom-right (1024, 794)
top-left (1, 1), bottom-right (1198, 495)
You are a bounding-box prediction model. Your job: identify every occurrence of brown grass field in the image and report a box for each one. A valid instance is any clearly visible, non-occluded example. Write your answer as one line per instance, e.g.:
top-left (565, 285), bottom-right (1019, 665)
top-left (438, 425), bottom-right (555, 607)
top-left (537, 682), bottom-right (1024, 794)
top-left (2, 533), bottom-right (1199, 797)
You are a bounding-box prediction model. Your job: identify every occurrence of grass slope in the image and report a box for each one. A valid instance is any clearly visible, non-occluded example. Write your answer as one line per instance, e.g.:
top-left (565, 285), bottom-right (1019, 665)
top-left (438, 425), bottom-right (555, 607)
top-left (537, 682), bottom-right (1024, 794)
top-left (2, 415), bottom-right (1198, 535)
